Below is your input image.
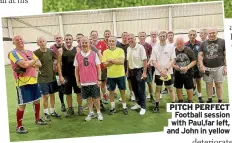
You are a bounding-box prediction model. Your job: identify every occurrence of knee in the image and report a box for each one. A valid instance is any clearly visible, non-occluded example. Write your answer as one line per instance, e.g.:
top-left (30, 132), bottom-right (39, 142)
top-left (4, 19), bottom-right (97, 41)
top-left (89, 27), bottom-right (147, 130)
top-left (18, 105), bottom-right (26, 111)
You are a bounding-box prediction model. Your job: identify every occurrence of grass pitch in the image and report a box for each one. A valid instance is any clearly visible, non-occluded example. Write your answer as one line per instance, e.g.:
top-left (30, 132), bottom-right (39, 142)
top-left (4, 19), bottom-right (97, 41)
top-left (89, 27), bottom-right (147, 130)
top-left (5, 65), bottom-right (228, 142)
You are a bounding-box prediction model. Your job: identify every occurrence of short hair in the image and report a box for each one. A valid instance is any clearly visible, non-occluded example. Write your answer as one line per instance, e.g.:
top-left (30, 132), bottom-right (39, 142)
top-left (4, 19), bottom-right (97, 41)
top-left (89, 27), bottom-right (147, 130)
top-left (128, 33), bottom-right (135, 38)
top-left (208, 27), bottom-right (218, 33)
top-left (104, 30), bottom-right (111, 34)
top-left (167, 31), bottom-right (174, 35)
top-left (36, 36), bottom-right (46, 42)
top-left (150, 30), bottom-right (158, 35)
top-left (121, 32), bottom-right (128, 37)
top-left (54, 34), bottom-right (62, 40)
top-left (109, 36), bottom-right (117, 41)
top-left (76, 33), bottom-right (84, 37)
top-left (200, 28), bottom-right (208, 34)
top-left (64, 34), bottom-right (73, 39)
top-left (138, 31), bottom-right (147, 36)
top-left (158, 31), bottom-right (167, 36)
top-left (90, 30), bottom-right (98, 36)
top-left (80, 36), bottom-right (90, 43)
top-left (175, 37), bottom-right (185, 45)
top-left (189, 30), bottom-right (197, 34)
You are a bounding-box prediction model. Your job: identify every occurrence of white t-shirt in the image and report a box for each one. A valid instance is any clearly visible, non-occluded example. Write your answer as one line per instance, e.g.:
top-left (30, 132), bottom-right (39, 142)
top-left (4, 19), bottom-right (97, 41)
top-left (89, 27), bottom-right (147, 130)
top-left (150, 43), bottom-right (176, 75)
top-left (73, 51), bottom-right (100, 86)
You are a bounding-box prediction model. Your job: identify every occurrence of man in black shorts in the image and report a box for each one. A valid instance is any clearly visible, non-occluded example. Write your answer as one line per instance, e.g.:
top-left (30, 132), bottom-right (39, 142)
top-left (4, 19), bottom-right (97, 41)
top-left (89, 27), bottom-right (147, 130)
top-left (185, 30), bottom-right (203, 103)
top-left (173, 37), bottom-right (196, 103)
top-left (151, 31), bottom-right (176, 113)
top-left (57, 34), bottom-right (83, 117)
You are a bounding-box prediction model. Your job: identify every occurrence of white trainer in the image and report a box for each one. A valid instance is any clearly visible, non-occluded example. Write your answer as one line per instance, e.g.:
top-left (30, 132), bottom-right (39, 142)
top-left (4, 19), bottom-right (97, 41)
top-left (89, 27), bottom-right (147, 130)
top-left (130, 92), bottom-right (136, 101)
top-left (139, 108), bottom-right (146, 115)
top-left (97, 113), bottom-right (103, 121)
top-left (131, 104), bottom-right (141, 110)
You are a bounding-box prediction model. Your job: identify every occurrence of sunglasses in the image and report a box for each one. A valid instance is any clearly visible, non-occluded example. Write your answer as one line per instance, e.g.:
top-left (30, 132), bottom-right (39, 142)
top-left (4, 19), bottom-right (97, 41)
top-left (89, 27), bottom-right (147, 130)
top-left (83, 57), bottom-right (89, 66)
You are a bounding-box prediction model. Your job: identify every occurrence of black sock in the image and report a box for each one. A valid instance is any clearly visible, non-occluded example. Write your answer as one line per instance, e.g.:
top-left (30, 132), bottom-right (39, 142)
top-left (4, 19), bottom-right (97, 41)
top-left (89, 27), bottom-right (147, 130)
top-left (188, 100), bottom-right (192, 103)
top-left (193, 86), bottom-right (196, 91)
top-left (207, 98), bottom-right (212, 102)
top-left (59, 91), bottom-right (64, 104)
top-left (155, 102), bottom-right (159, 107)
top-left (218, 99), bottom-right (222, 103)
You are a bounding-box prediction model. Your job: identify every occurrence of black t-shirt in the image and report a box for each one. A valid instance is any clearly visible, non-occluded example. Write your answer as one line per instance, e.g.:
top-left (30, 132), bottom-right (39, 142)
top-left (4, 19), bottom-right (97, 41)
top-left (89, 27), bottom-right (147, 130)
top-left (117, 43), bottom-right (129, 71)
top-left (199, 38), bottom-right (225, 68)
top-left (62, 47), bottom-right (76, 76)
top-left (175, 47), bottom-right (196, 75)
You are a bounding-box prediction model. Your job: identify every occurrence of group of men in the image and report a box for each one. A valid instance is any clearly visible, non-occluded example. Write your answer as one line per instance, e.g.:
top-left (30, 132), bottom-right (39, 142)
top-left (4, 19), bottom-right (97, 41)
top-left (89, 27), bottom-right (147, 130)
top-left (8, 28), bottom-right (226, 134)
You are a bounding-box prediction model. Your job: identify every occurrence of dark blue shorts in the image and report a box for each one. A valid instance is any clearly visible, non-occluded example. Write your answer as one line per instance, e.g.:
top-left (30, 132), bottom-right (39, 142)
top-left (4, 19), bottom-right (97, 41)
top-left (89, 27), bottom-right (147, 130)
top-left (16, 84), bottom-right (42, 105)
top-left (38, 81), bottom-right (58, 95)
top-left (107, 76), bottom-right (126, 91)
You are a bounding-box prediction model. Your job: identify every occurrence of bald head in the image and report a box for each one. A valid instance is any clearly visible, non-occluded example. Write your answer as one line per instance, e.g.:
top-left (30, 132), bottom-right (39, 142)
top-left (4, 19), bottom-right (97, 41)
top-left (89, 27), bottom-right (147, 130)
top-left (175, 37), bottom-right (185, 51)
top-left (80, 36), bottom-right (90, 51)
top-left (13, 35), bottom-right (24, 49)
top-left (37, 37), bottom-right (47, 49)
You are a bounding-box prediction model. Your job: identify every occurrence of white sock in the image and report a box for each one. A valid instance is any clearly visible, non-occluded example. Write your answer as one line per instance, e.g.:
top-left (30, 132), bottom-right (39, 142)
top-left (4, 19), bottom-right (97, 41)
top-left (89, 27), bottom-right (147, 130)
top-left (50, 108), bottom-right (55, 113)
top-left (44, 108), bottom-right (49, 114)
top-left (90, 111), bottom-right (94, 114)
top-left (198, 93), bottom-right (202, 98)
top-left (97, 111), bottom-right (101, 114)
top-left (122, 103), bottom-right (127, 109)
top-left (111, 102), bottom-right (115, 109)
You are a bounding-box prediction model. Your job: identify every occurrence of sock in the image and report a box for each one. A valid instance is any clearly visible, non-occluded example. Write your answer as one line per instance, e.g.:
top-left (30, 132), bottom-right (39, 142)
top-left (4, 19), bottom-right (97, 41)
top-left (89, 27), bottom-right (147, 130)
top-left (44, 108), bottom-right (49, 114)
top-left (165, 88), bottom-right (168, 91)
top-left (198, 93), bottom-right (202, 98)
top-left (34, 103), bottom-right (40, 121)
top-left (90, 110), bottom-right (94, 114)
top-left (97, 111), bottom-right (101, 114)
top-left (171, 101), bottom-right (175, 103)
top-left (188, 100), bottom-right (192, 103)
top-left (122, 103), bottom-right (127, 109)
top-left (50, 108), bottom-right (54, 113)
top-left (110, 102), bottom-right (115, 109)
top-left (207, 98), bottom-right (212, 102)
top-left (155, 102), bottom-right (159, 107)
top-left (218, 99), bottom-right (222, 103)
top-left (16, 108), bottom-right (24, 128)
top-left (59, 90), bottom-right (64, 104)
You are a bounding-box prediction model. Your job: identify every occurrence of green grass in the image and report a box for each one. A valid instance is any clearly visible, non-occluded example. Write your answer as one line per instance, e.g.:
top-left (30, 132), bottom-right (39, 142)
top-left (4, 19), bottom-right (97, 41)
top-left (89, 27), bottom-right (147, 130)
top-left (5, 65), bottom-right (228, 142)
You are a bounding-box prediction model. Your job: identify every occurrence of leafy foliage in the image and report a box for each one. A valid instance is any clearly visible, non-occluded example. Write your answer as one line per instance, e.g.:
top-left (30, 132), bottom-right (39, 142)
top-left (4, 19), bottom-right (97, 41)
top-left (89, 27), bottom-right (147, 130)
top-left (43, 0), bottom-right (221, 13)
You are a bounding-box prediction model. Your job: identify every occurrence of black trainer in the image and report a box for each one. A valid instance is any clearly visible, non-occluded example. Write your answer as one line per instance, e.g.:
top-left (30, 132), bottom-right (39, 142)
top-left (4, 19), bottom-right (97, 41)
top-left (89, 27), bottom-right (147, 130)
top-left (198, 97), bottom-right (204, 103)
top-left (122, 108), bottom-right (128, 115)
top-left (108, 108), bottom-right (116, 115)
top-left (51, 111), bottom-right (61, 118)
top-left (61, 103), bottom-right (66, 112)
top-left (65, 107), bottom-right (74, 118)
top-left (35, 118), bottom-right (48, 125)
top-left (16, 126), bottom-right (28, 134)
top-left (206, 98), bottom-right (212, 103)
top-left (153, 106), bottom-right (159, 113)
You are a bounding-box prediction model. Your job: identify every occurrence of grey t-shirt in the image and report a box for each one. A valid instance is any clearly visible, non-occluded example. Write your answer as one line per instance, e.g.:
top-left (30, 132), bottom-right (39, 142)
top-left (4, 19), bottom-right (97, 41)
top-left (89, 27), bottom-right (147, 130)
top-left (199, 38), bottom-right (225, 68)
